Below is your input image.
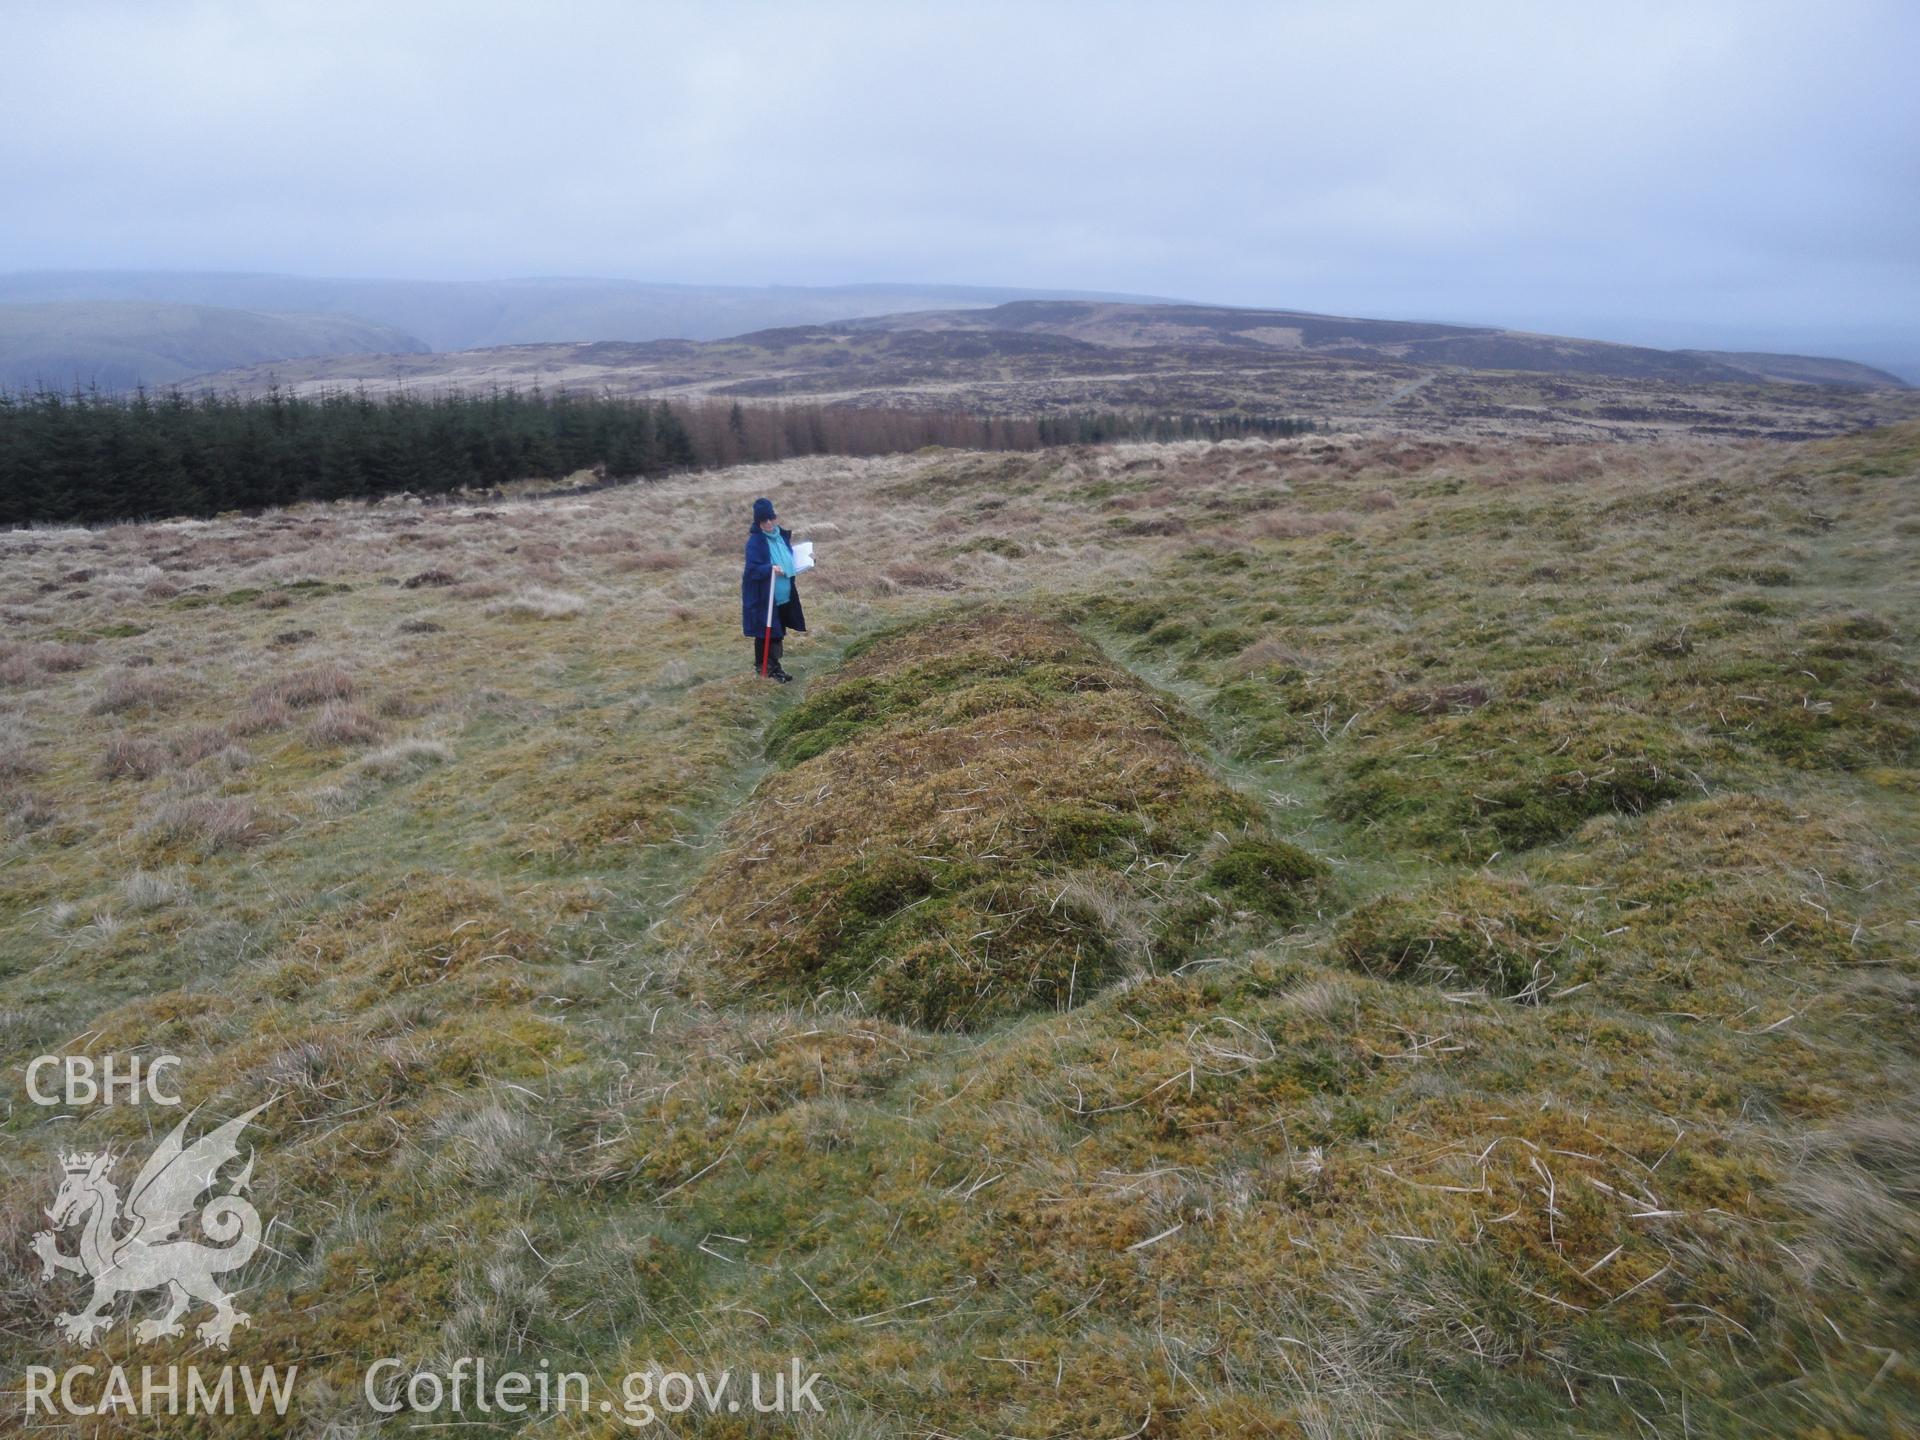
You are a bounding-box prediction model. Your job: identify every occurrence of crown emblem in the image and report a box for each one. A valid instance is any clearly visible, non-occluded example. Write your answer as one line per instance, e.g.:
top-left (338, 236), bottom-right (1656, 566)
top-left (35, 1100), bottom-right (274, 1350)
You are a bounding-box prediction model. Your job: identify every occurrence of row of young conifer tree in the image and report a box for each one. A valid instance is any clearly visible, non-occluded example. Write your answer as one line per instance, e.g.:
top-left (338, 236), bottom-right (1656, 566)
top-left (0, 385), bottom-right (1313, 526)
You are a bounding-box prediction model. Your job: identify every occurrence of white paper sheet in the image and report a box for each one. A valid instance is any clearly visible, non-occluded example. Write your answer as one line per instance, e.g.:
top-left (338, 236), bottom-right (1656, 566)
top-left (791, 540), bottom-right (815, 574)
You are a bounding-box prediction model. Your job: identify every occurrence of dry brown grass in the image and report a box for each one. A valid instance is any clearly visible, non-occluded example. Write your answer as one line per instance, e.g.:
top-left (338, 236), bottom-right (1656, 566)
top-left (355, 737), bottom-right (452, 781)
top-left (306, 702), bottom-right (382, 747)
top-left (254, 664), bottom-right (356, 709)
top-left (233, 694), bottom-right (295, 735)
top-left (169, 724), bottom-right (236, 766)
top-left (880, 559), bottom-right (955, 589)
top-left (633, 548), bottom-right (694, 571)
top-left (138, 793), bottom-right (269, 851)
top-left (1252, 509), bottom-right (1358, 539)
top-left (32, 643), bottom-right (91, 674)
top-left (120, 868), bottom-right (188, 911)
top-left (485, 586), bottom-right (587, 618)
top-left (1231, 635), bottom-right (1313, 672)
top-left (0, 733), bottom-right (41, 779)
top-left (1390, 680), bottom-right (1493, 714)
top-left (97, 734), bottom-right (170, 780)
top-left (88, 668), bottom-right (178, 715)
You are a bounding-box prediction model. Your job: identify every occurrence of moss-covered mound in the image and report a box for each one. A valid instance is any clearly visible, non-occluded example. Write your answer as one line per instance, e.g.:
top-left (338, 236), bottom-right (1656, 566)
top-left (688, 610), bottom-right (1323, 1029)
top-left (1203, 837), bottom-right (1328, 921)
top-left (1327, 707), bottom-right (1698, 861)
top-left (1537, 793), bottom-right (1878, 969)
top-left (763, 607), bottom-right (1179, 767)
top-left (1336, 873), bottom-right (1571, 1000)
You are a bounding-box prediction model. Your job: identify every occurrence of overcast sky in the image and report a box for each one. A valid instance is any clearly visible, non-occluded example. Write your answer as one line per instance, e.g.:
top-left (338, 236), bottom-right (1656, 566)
top-left (5, 0), bottom-right (1916, 370)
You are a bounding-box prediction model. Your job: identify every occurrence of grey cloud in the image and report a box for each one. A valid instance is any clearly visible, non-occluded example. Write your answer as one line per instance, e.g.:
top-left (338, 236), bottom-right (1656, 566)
top-left (3, 0), bottom-right (1915, 372)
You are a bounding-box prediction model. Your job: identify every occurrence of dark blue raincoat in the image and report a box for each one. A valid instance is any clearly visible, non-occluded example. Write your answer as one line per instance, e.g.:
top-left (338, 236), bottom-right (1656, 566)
top-left (742, 525), bottom-right (808, 640)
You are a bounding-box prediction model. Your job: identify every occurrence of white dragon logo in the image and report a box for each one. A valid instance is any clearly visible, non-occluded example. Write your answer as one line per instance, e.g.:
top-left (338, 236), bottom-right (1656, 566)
top-left (31, 1100), bottom-right (273, 1349)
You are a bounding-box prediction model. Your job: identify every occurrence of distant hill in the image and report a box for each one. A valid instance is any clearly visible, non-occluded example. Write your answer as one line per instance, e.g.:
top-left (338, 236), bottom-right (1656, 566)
top-left (0, 301), bottom-right (427, 392)
top-left (844, 301), bottom-right (1911, 388)
top-left (0, 272), bottom-right (1176, 355)
top-left (185, 300), bottom-right (1913, 403)
top-left (1677, 349), bottom-right (1910, 389)
top-left (183, 307), bottom-right (1920, 447)
top-left (14, 277), bottom-right (1904, 395)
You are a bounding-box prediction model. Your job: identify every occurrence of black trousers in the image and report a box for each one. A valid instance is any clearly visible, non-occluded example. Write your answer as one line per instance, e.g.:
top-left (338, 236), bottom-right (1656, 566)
top-left (752, 635), bottom-right (785, 673)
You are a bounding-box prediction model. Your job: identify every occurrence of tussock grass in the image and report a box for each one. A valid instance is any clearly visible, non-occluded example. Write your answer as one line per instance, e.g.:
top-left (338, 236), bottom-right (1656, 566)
top-left (0, 737), bottom-right (40, 779)
top-left (88, 667), bottom-right (179, 715)
top-left (1337, 872), bottom-right (1575, 999)
top-left (120, 868), bottom-right (188, 911)
top-left (0, 424), bottom-right (1914, 1436)
top-left (138, 793), bottom-right (268, 852)
top-left (170, 722), bottom-right (237, 766)
top-left (97, 733), bottom-right (169, 779)
top-left (4, 642), bottom-right (94, 680)
top-left (485, 585), bottom-right (586, 619)
top-left (355, 736), bottom-right (452, 781)
top-left (254, 663), bottom-right (355, 709)
top-left (305, 701), bottom-right (381, 747)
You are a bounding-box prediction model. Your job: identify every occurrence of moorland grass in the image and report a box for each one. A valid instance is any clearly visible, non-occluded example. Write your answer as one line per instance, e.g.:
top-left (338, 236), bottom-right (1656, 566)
top-left (0, 427), bottom-right (1913, 1436)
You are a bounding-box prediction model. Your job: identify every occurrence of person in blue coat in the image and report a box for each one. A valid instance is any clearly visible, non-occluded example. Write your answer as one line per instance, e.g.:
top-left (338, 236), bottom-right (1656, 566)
top-left (741, 496), bottom-right (807, 682)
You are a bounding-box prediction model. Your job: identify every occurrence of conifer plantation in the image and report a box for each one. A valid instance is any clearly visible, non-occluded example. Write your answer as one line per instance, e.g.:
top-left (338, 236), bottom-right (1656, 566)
top-left (0, 386), bottom-right (1311, 525)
